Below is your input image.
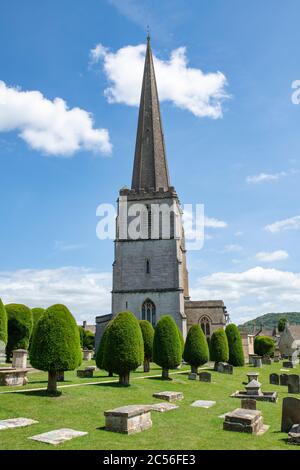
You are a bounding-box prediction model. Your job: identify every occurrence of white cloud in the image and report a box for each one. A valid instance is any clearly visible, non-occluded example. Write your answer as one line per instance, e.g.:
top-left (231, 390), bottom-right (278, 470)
top-left (224, 244), bottom-right (242, 253)
top-left (265, 215), bottom-right (300, 233)
top-left (0, 267), bottom-right (111, 323)
top-left (190, 266), bottom-right (300, 323)
top-left (91, 43), bottom-right (229, 118)
top-left (0, 81), bottom-right (112, 156)
top-left (54, 241), bottom-right (86, 252)
top-left (255, 250), bottom-right (289, 262)
top-left (246, 172), bottom-right (286, 184)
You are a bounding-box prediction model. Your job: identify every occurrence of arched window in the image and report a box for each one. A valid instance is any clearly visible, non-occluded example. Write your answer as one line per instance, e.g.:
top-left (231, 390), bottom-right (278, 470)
top-left (142, 299), bottom-right (156, 326)
top-left (200, 316), bottom-right (211, 338)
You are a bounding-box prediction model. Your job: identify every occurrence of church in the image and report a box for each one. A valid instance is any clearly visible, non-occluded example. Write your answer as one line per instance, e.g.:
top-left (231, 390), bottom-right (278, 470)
top-left (95, 37), bottom-right (229, 349)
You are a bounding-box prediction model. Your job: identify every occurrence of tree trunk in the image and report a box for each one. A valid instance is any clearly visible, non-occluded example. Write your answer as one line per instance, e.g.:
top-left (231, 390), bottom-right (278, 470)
top-left (108, 370), bottom-right (113, 377)
top-left (162, 368), bottom-right (169, 380)
top-left (143, 358), bottom-right (150, 373)
top-left (119, 372), bottom-right (130, 385)
top-left (191, 365), bottom-right (198, 374)
top-left (47, 371), bottom-right (57, 394)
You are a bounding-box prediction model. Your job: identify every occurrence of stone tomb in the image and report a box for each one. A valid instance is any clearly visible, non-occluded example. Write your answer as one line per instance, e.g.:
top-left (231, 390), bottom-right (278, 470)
top-left (241, 399), bottom-right (257, 410)
top-left (223, 408), bottom-right (268, 435)
top-left (83, 350), bottom-right (92, 361)
top-left (252, 356), bottom-right (262, 368)
top-left (188, 373), bottom-right (197, 380)
top-left (153, 391), bottom-right (184, 402)
top-left (199, 372), bottom-right (212, 383)
top-left (12, 349), bottom-right (28, 369)
top-left (0, 369), bottom-right (28, 386)
top-left (0, 418), bottom-right (38, 430)
top-left (281, 397), bottom-right (300, 432)
top-left (149, 403), bottom-right (178, 413)
top-left (29, 428), bottom-right (88, 445)
top-left (288, 424), bottom-right (300, 445)
top-left (104, 405), bottom-right (152, 435)
top-left (262, 357), bottom-right (272, 365)
top-left (288, 375), bottom-right (300, 394)
top-left (76, 367), bottom-right (95, 379)
top-left (215, 362), bottom-right (233, 375)
top-left (283, 361), bottom-right (295, 369)
top-left (269, 373), bottom-right (279, 385)
top-left (231, 379), bottom-right (277, 403)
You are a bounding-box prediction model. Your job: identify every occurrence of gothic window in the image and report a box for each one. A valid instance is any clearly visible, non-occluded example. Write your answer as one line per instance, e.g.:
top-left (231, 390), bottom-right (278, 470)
top-left (146, 259), bottom-right (150, 274)
top-left (200, 316), bottom-right (211, 338)
top-left (142, 299), bottom-right (156, 326)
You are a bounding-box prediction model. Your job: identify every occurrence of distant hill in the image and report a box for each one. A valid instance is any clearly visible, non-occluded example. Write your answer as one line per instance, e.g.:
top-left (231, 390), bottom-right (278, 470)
top-left (239, 312), bottom-right (300, 333)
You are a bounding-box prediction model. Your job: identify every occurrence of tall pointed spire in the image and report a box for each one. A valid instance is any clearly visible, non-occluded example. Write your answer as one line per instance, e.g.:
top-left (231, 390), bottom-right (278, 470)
top-left (131, 36), bottom-right (170, 192)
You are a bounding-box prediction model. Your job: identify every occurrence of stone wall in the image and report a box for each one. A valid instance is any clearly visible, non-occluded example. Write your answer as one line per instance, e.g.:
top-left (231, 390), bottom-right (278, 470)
top-left (185, 300), bottom-right (228, 336)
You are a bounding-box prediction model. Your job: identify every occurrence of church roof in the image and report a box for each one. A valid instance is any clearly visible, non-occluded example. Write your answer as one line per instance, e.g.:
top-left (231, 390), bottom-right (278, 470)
top-left (131, 36), bottom-right (170, 192)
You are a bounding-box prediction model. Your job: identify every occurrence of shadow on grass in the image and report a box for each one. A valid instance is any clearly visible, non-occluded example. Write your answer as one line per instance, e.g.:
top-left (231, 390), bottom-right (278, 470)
top-left (18, 389), bottom-right (63, 398)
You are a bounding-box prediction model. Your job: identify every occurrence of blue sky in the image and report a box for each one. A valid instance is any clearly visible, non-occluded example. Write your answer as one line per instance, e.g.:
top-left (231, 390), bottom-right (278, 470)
top-left (0, 0), bottom-right (300, 324)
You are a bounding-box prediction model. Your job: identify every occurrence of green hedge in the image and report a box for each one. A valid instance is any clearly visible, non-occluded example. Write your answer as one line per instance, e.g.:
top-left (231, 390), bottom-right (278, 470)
top-left (210, 328), bottom-right (229, 363)
top-left (183, 325), bottom-right (209, 372)
top-left (254, 335), bottom-right (275, 357)
top-left (0, 298), bottom-right (7, 346)
top-left (153, 316), bottom-right (182, 378)
top-left (104, 312), bottom-right (144, 385)
top-left (139, 320), bottom-right (154, 360)
top-left (6, 303), bottom-right (33, 360)
top-left (225, 323), bottom-right (245, 366)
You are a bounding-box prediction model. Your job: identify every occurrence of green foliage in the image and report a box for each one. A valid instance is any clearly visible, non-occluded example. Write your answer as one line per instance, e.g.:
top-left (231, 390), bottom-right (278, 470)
top-left (210, 328), bottom-right (229, 363)
top-left (96, 323), bottom-right (111, 370)
top-left (0, 298), bottom-right (8, 345)
top-left (183, 325), bottom-right (209, 368)
top-left (177, 325), bottom-right (185, 358)
top-left (278, 317), bottom-right (288, 333)
top-left (30, 304), bottom-right (82, 372)
top-left (78, 326), bottom-right (84, 347)
top-left (6, 304), bottom-right (33, 359)
top-left (254, 335), bottom-right (275, 357)
top-left (103, 312), bottom-right (144, 377)
top-left (139, 320), bottom-right (154, 360)
top-left (153, 316), bottom-right (182, 370)
top-left (225, 323), bottom-right (245, 367)
top-left (78, 326), bottom-right (95, 350)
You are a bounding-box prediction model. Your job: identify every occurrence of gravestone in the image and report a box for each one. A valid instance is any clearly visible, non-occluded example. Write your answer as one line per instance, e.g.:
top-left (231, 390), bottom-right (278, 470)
top-left (199, 372), bottom-right (211, 383)
top-left (12, 349), bottom-right (27, 369)
top-left (104, 405), bottom-right (152, 434)
top-left (270, 373), bottom-right (279, 385)
top-left (57, 371), bottom-right (64, 382)
top-left (223, 408), bottom-right (268, 435)
top-left (281, 397), bottom-right (300, 432)
top-left (274, 357), bottom-right (280, 363)
top-left (216, 362), bottom-right (233, 374)
top-left (241, 399), bottom-right (257, 410)
top-left (247, 372), bottom-right (259, 383)
top-left (153, 391), bottom-right (183, 402)
top-left (77, 368), bottom-right (94, 379)
top-left (188, 373), bottom-right (197, 380)
top-left (283, 361), bottom-right (294, 369)
top-left (29, 429), bottom-right (88, 445)
top-left (280, 374), bottom-right (289, 386)
top-left (288, 375), bottom-right (300, 394)
top-left (252, 356), bottom-right (262, 368)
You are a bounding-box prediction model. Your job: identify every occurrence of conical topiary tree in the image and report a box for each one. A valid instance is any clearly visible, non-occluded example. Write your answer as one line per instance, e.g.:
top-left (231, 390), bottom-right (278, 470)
top-left (183, 325), bottom-right (209, 373)
top-left (103, 312), bottom-right (144, 385)
top-left (153, 315), bottom-right (182, 379)
top-left (225, 323), bottom-right (245, 366)
top-left (210, 328), bottom-right (229, 364)
top-left (5, 304), bottom-right (33, 361)
top-left (30, 308), bottom-right (45, 348)
top-left (96, 322), bottom-right (113, 377)
top-left (30, 304), bottom-right (82, 394)
top-left (139, 320), bottom-right (154, 372)
top-left (254, 336), bottom-right (275, 357)
top-left (177, 325), bottom-right (185, 359)
top-left (0, 299), bottom-right (8, 362)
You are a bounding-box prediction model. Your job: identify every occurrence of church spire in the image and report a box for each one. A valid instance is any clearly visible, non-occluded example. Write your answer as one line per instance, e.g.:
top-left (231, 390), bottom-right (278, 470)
top-left (131, 36), bottom-right (170, 192)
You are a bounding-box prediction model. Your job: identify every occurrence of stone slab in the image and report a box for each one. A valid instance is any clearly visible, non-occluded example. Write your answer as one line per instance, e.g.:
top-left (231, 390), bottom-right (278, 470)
top-left (0, 369), bottom-right (28, 386)
top-left (153, 391), bottom-right (183, 402)
top-left (0, 418), bottom-right (38, 430)
top-left (29, 428), bottom-right (88, 445)
top-left (191, 400), bottom-right (216, 409)
top-left (149, 402), bottom-right (178, 413)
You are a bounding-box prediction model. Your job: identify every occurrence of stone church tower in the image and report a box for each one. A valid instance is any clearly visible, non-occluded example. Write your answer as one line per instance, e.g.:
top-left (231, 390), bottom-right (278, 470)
top-left (111, 35), bottom-right (188, 337)
top-left (95, 37), bottom-right (229, 348)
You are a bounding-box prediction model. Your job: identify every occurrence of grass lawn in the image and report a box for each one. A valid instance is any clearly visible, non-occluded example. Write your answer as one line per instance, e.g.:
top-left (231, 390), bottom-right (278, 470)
top-left (0, 361), bottom-right (300, 450)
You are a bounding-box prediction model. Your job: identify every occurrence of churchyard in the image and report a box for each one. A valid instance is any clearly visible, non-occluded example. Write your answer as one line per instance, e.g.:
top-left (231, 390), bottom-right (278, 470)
top-left (0, 360), bottom-right (300, 450)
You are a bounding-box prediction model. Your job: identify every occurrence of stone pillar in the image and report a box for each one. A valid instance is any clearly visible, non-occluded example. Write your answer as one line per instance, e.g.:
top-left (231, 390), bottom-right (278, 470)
top-left (83, 350), bottom-right (92, 361)
top-left (12, 349), bottom-right (28, 369)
